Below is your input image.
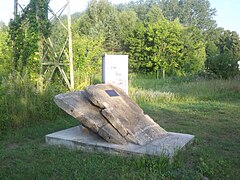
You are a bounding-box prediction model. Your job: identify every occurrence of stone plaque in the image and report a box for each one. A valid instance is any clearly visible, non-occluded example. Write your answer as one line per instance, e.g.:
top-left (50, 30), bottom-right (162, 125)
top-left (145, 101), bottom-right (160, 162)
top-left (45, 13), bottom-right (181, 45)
top-left (105, 90), bottom-right (119, 97)
top-left (102, 54), bottom-right (128, 94)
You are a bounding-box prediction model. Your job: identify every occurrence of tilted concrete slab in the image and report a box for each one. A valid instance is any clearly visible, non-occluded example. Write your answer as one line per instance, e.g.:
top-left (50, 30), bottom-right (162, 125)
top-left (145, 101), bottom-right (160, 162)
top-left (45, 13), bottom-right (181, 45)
top-left (54, 84), bottom-right (167, 146)
top-left (45, 126), bottom-right (194, 157)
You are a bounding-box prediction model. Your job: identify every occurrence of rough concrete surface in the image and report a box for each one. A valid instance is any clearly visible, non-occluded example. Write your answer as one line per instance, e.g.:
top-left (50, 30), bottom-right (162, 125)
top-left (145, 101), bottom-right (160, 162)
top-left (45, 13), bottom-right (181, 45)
top-left (54, 84), bottom-right (167, 145)
top-left (46, 126), bottom-right (194, 157)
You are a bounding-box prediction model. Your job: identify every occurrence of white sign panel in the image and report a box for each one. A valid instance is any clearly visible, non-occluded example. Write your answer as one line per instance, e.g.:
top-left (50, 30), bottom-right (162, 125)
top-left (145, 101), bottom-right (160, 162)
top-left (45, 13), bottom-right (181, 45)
top-left (102, 54), bottom-right (128, 94)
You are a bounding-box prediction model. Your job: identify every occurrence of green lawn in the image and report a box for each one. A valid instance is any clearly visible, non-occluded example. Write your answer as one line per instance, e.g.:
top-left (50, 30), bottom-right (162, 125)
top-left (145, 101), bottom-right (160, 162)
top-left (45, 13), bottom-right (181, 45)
top-left (0, 77), bottom-right (239, 179)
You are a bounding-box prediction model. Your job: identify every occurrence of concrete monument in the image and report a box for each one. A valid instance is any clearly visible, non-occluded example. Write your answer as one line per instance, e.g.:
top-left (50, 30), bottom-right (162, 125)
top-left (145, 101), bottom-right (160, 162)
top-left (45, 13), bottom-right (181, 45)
top-left (47, 83), bottom-right (194, 157)
top-left (54, 84), bottom-right (167, 145)
top-left (102, 54), bottom-right (128, 94)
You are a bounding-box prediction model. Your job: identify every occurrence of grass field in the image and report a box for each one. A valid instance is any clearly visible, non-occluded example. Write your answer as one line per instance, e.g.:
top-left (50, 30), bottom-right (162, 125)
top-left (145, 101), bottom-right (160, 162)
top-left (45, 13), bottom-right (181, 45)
top-left (0, 76), bottom-right (239, 179)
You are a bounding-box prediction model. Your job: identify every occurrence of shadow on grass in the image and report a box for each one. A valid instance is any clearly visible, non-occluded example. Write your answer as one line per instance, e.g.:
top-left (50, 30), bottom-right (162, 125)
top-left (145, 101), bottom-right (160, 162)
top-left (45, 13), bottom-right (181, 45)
top-left (140, 102), bottom-right (240, 179)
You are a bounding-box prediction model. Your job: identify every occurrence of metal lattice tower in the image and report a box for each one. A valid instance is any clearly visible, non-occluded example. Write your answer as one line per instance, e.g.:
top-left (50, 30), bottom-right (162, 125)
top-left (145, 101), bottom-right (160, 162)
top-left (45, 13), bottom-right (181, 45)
top-left (13, 0), bottom-right (74, 91)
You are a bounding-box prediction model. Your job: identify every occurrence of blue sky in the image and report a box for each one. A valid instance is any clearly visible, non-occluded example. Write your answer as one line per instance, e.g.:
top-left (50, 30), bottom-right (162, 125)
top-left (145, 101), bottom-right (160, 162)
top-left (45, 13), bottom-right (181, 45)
top-left (0, 0), bottom-right (239, 35)
top-left (210, 0), bottom-right (240, 34)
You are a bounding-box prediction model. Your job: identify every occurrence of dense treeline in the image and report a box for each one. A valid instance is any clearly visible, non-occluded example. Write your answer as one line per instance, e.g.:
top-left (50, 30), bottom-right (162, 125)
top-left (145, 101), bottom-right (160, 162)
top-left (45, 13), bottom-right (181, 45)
top-left (1, 0), bottom-right (240, 82)
top-left (70, 0), bottom-right (240, 78)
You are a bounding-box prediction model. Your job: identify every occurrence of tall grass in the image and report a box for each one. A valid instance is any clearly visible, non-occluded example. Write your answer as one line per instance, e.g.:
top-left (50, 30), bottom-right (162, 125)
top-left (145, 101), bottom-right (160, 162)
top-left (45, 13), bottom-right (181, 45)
top-left (130, 75), bottom-right (240, 104)
top-left (130, 87), bottom-right (176, 103)
top-left (1, 72), bottom-right (239, 134)
top-left (0, 71), bottom-right (103, 134)
top-left (0, 72), bottom-right (64, 134)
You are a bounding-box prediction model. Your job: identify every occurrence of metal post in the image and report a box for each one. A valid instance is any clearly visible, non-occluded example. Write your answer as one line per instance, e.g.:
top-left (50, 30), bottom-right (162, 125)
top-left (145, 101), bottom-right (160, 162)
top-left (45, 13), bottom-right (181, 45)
top-left (12, 0), bottom-right (74, 91)
top-left (67, 0), bottom-right (74, 91)
top-left (14, 0), bottom-right (18, 18)
top-left (36, 0), bottom-right (44, 92)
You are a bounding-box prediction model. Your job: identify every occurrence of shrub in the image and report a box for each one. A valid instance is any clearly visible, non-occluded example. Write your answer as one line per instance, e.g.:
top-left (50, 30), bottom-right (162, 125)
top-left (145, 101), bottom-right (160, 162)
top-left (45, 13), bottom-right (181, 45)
top-left (205, 52), bottom-right (239, 79)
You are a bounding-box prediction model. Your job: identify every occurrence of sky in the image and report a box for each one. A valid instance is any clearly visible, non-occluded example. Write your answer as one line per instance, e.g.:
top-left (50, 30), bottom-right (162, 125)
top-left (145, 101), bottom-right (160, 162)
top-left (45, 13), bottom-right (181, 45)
top-left (0, 0), bottom-right (240, 35)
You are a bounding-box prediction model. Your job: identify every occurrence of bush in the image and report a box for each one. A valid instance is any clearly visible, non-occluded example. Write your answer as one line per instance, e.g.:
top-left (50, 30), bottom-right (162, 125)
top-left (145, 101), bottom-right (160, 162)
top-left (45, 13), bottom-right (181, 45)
top-left (205, 52), bottom-right (239, 79)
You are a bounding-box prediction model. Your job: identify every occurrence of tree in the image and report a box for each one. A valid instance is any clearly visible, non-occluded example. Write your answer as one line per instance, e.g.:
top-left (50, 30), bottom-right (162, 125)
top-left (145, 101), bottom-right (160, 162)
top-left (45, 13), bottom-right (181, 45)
top-left (8, 0), bottom-right (50, 76)
top-left (125, 22), bottom-right (146, 72)
top-left (77, 0), bottom-right (122, 52)
top-left (161, 0), bottom-right (179, 21)
top-left (180, 26), bottom-right (206, 74)
top-left (72, 33), bottom-right (104, 87)
top-left (152, 0), bottom-right (217, 33)
top-left (118, 10), bottom-right (139, 44)
top-left (145, 5), bottom-right (164, 23)
top-left (206, 52), bottom-right (237, 78)
top-left (126, 16), bottom-right (206, 76)
top-left (205, 29), bottom-right (240, 78)
top-left (178, 0), bottom-right (217, 31)
top-left (0, 27), bottom-right (12, 78)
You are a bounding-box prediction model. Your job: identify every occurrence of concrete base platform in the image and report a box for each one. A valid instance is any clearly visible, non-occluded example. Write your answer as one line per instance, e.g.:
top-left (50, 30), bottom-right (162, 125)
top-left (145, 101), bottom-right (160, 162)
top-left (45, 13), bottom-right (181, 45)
top-left (45, 126), bottom-right (194, 157)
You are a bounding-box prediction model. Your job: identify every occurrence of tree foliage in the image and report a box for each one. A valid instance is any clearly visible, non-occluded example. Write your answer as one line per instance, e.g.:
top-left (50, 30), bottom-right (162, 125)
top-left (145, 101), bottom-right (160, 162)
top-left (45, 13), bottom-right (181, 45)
top-left (126, 17), bottom-right (206, 76)
top-left (77, 0), bottom-right (122, 52)
top-left (0, 27), bottom-right (12, 78)
top-left (206, 29), bottom-right (240, 78)
top-left (118, 0), bottom-right (217, 31)
top-left (8, 0), bottom-right (50, 75)
top-left (177, 0), bottom-right (216, 30)
top-left (3, 0), bottom-right (240, 85)
top-left (73, 34), bottom-right (104, 87)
